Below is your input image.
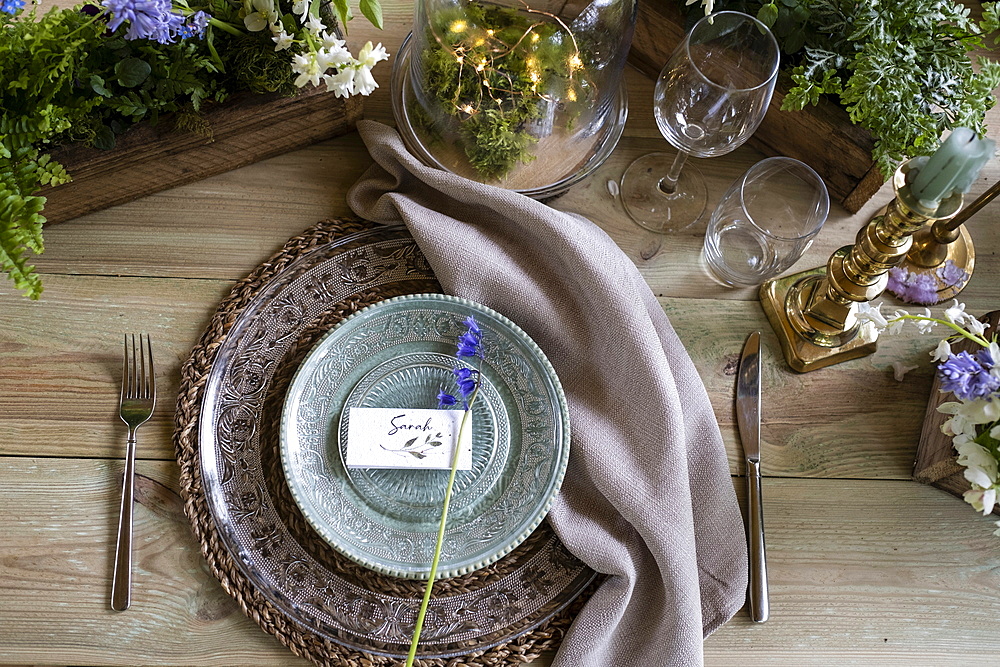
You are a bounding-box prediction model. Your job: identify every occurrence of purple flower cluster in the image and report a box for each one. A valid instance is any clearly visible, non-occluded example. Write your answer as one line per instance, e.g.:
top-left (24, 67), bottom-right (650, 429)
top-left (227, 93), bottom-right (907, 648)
top-left (437, 316), bottom-right (483, 409)
top-left (938, 349), bottom-right (1000, 401)
top-left (936, 260), bottom-right (970, 287)
top-left (101, 0), bottom-right (207, 43)
top-left (1, 0), bottom-right (25, 15)
top-left (177, 10), bottom-right (209, 39)
top-left (886, 266), bottom-right (939, 305)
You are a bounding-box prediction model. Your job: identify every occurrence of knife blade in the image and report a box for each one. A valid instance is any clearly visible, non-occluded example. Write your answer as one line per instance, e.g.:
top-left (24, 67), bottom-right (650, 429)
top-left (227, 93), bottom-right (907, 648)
top-left (736, 331), bottom-right (769, 623)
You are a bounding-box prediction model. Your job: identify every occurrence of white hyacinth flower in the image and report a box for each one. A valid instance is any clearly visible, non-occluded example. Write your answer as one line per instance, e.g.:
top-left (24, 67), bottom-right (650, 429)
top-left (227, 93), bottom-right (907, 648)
top-left (272, 30), bottom-right (294, 50)
top-left (324, 68), bottom-right (356, 97)
top-left (292, 52), bottom-right (323, 88)
top-left (930, 338), bottom-right (952, 363)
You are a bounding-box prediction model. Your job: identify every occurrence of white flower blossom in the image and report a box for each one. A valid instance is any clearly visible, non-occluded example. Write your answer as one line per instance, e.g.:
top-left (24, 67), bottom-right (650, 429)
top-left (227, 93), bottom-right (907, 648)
top-left (855, 301), bottom-right (888, 330)
top-left (963, 486), bottom-right (997, 515)
top-left (966, 317), bottom-right (988, 337)
top-left (357, 40), bottom-right (389, 68)
top-left (292, 0), bottom-right (308, 19)
top-left (686, 0), bottom-right (715, 17)
top-left (244, 0), bottom-right (277, 31)
top-left (892, 361), bottom-right (917, 381)
top-left (291, 51), bottom-right (323, 87)
top-left (354, 64), bottom-right (378, 95)
top-left (317, 44), bottom-right (353, 70)
top-left (913, 308), bottom-right (937, 334)
top-left (956, 441), bottom-right (998, 481)
top-left (930, 338), bottom-right (952, 363)
top-left (305, 14), bottom-right (326, 35)
top-left (272, 30), bottom-right (294, 50)
top-left (324, 68), bottom-right (355, 97)
top-left (321, 32), bottom-right (346, 49)
top-left (944, 299), bottom-right (971, 326)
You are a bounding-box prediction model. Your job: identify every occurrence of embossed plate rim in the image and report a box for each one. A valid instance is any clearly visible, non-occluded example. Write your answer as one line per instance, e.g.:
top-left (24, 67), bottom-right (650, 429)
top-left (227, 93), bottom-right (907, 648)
top-left (193, 224), bottom-right (595, 659)
top-left (279, 292), bottom-right (572, 579)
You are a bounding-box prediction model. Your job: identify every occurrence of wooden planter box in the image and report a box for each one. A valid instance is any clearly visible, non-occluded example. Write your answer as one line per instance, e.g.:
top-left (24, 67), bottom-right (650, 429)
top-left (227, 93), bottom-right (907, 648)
top-left (914, 309), bottom-right (1000, 516)
top-left (629, 1), bottom-right (882, 213)
top-left (40, 85), bottom-right (363, 225)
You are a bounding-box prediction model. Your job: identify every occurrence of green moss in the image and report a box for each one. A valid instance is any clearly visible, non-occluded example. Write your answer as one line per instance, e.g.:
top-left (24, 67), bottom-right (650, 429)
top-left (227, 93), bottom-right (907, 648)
top-left (417, 2), bottom-right (588, 178)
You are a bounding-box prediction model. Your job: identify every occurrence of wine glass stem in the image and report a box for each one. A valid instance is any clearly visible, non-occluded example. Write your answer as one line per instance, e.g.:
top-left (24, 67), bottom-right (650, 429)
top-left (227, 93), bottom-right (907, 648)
top-left (658, 150), bottom-right (689, 195)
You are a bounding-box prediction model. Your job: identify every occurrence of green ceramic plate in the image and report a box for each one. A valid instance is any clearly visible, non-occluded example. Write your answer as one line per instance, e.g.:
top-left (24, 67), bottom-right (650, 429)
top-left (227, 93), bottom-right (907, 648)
top-left (280, 294), bottom-right (570, 579)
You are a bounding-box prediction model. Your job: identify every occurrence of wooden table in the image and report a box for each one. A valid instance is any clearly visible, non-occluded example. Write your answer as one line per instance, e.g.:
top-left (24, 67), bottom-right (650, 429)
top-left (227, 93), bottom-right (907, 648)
top-left (3, 3), bottom-right (1000, 665)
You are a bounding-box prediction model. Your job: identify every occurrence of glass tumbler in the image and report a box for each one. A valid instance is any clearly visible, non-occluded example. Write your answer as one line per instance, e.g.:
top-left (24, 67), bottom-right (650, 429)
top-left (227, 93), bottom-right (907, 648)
top-left (702, 157), bottom-right (829, 287)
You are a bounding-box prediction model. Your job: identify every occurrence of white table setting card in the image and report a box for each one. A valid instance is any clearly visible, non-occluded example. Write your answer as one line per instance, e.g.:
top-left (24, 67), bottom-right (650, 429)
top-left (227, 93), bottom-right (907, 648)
top-left (345, 407), bottom-right (473, 470)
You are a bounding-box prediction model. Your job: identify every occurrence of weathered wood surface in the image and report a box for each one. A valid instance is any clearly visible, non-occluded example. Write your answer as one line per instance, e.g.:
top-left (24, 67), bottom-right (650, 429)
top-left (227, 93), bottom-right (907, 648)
top-left (2, 460), bottom-right (999, 665)
top-left (628, 0), bottom-right (881, 213)
top-left (42, 87), bottom-right (363, 226)
top-left (3, 0), bottom-right (1000, 665)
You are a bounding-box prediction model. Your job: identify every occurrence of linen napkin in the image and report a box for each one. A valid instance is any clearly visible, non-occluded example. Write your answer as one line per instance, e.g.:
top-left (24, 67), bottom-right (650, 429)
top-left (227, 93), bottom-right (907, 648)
top-left (348, 120), bottom-right (748, 666)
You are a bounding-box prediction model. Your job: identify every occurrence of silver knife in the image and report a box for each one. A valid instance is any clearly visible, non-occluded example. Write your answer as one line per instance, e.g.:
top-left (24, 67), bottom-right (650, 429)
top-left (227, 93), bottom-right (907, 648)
top-left (737, 331), bottom-right (769, 623)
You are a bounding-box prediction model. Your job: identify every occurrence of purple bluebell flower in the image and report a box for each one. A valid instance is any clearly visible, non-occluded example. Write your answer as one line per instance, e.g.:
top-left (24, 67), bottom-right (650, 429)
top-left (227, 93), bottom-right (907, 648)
top-left (452, 366), bottom-right (478, 399)
top-left (938, 351), bottom-right (1000, 401)
top-left (886, 266), bottom-right (939, 305)
top-left (177, 10), bottom-right (209, 38)
top-left (1, 0), bottom-right (25, 15)
top-left (437, 391), bottom-right (458, 408)
top-left (102, 0), bottom-right (183, 43)
top-left (455, 316), bottom-right (482, 358)
top-left (936, 260), bottom-right (970, 288)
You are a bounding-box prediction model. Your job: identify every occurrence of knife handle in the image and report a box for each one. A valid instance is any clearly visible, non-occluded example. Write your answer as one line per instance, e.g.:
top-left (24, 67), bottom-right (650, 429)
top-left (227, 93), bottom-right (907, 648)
top-left (747, 458), bottom-right (769, 623)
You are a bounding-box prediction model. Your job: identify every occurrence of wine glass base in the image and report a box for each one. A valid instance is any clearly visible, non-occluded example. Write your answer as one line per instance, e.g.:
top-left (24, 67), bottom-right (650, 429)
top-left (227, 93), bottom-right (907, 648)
top-left (620, 153), bottom-right (708, 233)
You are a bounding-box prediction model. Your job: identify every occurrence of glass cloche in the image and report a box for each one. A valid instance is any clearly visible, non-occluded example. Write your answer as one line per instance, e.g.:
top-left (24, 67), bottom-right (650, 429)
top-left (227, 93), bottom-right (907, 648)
top-left (391, 0), bottom-right (636, 197)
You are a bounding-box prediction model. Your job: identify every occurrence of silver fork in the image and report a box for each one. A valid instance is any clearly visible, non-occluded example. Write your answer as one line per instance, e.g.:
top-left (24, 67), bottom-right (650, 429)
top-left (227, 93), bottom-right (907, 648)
top-left (112, 334), bottom-right (156, 612)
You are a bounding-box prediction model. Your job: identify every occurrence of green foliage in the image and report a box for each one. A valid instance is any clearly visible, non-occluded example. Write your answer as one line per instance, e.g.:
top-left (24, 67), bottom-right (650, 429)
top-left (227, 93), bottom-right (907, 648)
top-left (0, 0), bottom-right (277, 298)
top-left (416, 3), bottom-right (585, 179)
top-left (708, 0), bottom-right (1000, 179)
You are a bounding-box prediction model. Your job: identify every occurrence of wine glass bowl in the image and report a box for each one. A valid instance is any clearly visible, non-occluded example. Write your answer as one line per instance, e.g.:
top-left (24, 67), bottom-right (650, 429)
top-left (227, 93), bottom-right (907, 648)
top-left (621, 11), bottom-right (780, 233)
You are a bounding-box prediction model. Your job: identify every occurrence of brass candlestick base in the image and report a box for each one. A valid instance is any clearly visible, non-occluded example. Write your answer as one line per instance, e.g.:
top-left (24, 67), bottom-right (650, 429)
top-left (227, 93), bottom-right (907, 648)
top-left (761, 161), bottom-right (963, 373)
top-left (760, 266), bottom-right (879, 373)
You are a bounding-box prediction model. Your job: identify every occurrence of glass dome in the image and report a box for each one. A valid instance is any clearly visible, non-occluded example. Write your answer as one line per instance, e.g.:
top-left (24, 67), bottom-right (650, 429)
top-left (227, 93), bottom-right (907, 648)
top-left (391, 0), bottom-right (635, 198)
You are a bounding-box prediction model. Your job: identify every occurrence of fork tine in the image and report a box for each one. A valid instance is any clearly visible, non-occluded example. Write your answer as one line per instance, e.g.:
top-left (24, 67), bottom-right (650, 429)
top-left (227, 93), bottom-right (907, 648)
top-left (146, 334), bottom-right (155, 401)
top-left (130, 334), bottom-right (137, 399)
top-left (121, 335), bottom-right (128, 402)
top-left (139, 334), bottom-right (147, 400)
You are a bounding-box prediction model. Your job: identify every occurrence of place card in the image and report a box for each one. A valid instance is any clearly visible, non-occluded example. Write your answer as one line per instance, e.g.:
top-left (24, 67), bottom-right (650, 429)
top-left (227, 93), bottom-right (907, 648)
top-left (345, 407), bottom-right (473, 470)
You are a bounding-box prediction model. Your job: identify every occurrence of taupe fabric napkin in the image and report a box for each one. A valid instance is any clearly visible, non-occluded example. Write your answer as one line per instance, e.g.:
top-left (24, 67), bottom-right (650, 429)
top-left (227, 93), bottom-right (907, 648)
top-left (348, 120), bottom-right (748, 666)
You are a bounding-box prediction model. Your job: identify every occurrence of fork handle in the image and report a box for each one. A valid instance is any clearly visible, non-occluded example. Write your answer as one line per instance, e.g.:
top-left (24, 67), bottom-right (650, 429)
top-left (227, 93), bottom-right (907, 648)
top-left (111, 432), bottom-right (137, 611)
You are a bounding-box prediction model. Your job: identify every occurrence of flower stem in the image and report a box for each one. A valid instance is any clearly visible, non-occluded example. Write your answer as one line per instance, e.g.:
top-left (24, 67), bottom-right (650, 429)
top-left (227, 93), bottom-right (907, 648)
top-left (405, 403), bottom-right (473, 666)
top-left (891, 314), bottom-right (991, 347)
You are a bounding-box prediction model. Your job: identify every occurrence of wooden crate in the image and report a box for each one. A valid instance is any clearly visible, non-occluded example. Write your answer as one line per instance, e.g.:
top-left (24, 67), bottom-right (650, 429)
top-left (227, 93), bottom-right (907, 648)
top-left (629, 1), bottom-right (882, 213)
top-left (914, 309), bottom-right (1000, 516)
top-left (40, 85), bottom-right (363, 225)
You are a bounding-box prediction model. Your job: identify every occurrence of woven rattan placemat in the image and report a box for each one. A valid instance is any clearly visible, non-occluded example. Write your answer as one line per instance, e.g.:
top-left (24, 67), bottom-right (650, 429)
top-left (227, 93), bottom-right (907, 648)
top-left (173, 218), bottom-right (597, 666)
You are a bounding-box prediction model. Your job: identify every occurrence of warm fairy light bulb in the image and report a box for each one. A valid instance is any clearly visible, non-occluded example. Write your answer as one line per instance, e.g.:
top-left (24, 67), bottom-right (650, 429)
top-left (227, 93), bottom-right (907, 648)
top-left (450, 20), bottom-right (467, 32)
top-left (531, 32), bottom-right (540, 43)
top-left (456, 55), bottom-right (464, 64)
top-left (476, 58), bottom-right (487, 71)
top-left (486, 28), bottom-right (495, 36)
top-left (567, 87), bottom-right (577, 101)
top-left (460, 104), bottom-right (476, 114)
top-left (568, 53), bottom-right (583, 70)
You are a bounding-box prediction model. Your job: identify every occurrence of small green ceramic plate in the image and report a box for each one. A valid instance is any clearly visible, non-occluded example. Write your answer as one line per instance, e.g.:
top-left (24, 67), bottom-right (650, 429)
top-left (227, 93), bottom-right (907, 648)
top-left (280, 294), bottom-right (570, 579)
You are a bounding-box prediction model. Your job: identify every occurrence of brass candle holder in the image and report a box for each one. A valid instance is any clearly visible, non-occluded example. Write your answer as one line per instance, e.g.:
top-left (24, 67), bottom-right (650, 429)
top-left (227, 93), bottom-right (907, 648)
top-left (898, 180), bottom-right (1000, 300)
top-left (760, 161), bottom-right (964, 372)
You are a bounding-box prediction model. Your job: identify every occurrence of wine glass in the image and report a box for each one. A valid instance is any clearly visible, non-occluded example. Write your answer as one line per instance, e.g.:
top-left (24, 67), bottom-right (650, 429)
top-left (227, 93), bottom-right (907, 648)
top-left (621, 11), bottom-right (780, 233)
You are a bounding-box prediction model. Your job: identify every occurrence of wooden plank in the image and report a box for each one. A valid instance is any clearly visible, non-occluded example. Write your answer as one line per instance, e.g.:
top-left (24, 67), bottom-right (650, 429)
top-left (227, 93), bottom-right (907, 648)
top-left (2, 458), bottom-right (998, 665)
top-left (0, 274), bottom-right (234, 461)
top-left (0, 272), bottom-right (983, 484)
top-left (41, 88), bottom-right (363, 226)
top-left (0, 458), bottom-right (307, 666)
top-left (628, 0), bottom-right (879, 213)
